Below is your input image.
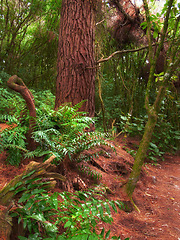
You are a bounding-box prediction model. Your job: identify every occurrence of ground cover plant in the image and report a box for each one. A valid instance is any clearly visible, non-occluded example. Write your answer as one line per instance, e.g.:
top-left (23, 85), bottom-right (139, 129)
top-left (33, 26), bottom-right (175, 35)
top-left (10, 179), bottom-right (125, 240)
top-left (0, 78), bottom-right (126, 239)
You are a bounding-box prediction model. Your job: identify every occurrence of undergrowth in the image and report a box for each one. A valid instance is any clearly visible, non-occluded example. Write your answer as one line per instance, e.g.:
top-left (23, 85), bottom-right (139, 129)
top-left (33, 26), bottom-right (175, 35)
top-left (111, 106), bottom-right (180, 162)
top-left (10, 174), bottom-right (126, 240)
top-left (0, 79), bottom-right (126, 239)
top-left (0, 86), bottom-right (112, 168)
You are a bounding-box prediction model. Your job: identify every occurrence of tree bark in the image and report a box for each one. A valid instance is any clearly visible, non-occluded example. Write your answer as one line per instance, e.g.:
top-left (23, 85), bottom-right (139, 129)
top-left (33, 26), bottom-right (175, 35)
top-left (55, 0), bottom-right (97, 117)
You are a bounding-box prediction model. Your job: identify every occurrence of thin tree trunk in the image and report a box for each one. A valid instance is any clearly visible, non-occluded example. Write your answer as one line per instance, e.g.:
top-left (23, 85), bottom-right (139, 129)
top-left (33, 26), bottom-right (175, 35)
top-left (125, 0), bottom-right (178, 201)
top-left (7, 75), bottom-right (37, 150)
top-left (55, 0), bottom-right (97, 117)
top-left (125, 114), bottom-right (157, 197)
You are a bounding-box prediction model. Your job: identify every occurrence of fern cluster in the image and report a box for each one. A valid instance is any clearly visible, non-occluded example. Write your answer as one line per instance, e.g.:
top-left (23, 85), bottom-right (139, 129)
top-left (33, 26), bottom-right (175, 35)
top-left (26, 101), bottom-right (100, 162)
top-left (0, 126), bottom-right (28, 165)
top-left (1, 75), bottom-right (129, 239)
top-left (0, 83), bottom-right (111, 168)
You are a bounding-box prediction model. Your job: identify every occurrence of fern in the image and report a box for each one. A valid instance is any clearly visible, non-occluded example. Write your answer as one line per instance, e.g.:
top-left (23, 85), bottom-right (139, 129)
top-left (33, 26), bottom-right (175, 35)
top-left (0, 114), bottom-right (18, 124)
top-left (78, 164), bottom-right (102, 181)
top-left (0, 126), bottom-right (28, 165)
top-left (1, 86), bottom-right (112, 167)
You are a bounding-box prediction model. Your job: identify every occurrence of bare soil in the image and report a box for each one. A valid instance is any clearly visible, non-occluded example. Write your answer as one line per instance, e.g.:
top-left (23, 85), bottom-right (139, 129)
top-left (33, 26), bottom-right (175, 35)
top-left (0, 123), bottom-right (180, 240)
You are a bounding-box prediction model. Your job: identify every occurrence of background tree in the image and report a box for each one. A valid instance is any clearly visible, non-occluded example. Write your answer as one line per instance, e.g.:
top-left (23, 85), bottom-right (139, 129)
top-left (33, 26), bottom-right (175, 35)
top-left (125, 0), bottom-right (180, 200)
top-left (0, 0), bottom-right (61, 91)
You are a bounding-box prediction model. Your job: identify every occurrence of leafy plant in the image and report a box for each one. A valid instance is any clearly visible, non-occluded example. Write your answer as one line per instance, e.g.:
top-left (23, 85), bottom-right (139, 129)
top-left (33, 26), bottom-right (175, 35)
top-left (10, 179), bottom-right (125, 240)
top-left (0, 126), bottom-right (28, 165)
top-left (0, 85), bottom-right (113, 171)
top-left (27, 102), bottom-right (108, 163)
top-left (119, 105), bottom-right (180, 162)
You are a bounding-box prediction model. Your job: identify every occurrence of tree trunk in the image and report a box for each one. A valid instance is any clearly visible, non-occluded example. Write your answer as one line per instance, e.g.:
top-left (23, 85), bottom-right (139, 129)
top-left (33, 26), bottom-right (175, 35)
top-left (125, 114), bottom-right (157, 198)
top-left (55, 0), bottom-right (97, 117)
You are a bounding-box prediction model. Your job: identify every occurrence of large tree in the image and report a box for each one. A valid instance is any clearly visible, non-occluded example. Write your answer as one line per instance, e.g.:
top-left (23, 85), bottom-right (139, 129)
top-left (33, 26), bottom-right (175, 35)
top-left (55, 0), bottom-right (99, 117)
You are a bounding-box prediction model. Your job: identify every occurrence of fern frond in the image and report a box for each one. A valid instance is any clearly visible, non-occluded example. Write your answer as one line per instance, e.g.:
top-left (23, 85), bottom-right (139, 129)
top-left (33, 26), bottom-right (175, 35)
top-left (3, 144), bottom-right (28, 153)
top-left (0, 114), bottom-right (18, 123)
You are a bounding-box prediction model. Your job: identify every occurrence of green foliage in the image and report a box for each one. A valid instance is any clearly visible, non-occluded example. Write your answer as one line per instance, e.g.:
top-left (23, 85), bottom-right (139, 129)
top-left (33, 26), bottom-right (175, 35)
top-left (10, 180), bottom-right (124, 240)
top-left (119, 101), bottom-right (180, 161)
top-left (144, 0), bottom-right (180, 40)
top-left (96, 49), bottom-right (148, 131)
top-left (0, 126), bottom-right (28, 165)
top-left (27, 100), bottom-right (107, 164)
top-left (0, 87), bottom-right (111, 168)
top-left (0, 0), bottom-right (61, 91)
top-left (0, 73), bottom-right (29, 164)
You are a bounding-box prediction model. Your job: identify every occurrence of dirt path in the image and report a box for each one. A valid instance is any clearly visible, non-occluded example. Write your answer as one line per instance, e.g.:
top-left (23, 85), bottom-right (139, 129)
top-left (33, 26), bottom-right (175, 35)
top-left (111, 155), bottom-right (180, 240)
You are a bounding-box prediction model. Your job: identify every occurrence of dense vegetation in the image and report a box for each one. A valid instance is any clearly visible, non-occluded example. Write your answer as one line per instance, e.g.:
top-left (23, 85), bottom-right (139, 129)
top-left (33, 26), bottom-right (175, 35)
top-left (0, 0), bottom-right (179, 239)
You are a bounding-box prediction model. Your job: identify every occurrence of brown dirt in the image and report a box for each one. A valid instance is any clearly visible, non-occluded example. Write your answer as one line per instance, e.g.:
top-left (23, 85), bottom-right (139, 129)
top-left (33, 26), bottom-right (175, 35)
top-left (0, 123), bottom-right (180, 240)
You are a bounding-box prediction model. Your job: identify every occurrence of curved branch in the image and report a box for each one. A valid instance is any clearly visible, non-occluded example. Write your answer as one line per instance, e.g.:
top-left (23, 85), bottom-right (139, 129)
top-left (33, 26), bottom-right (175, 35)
top-left (97, 44), bottom-right (149, 64)
top-left (7, 75), bottom-right (36, 120)
top-left (7, 75), bottom-right (36, 149)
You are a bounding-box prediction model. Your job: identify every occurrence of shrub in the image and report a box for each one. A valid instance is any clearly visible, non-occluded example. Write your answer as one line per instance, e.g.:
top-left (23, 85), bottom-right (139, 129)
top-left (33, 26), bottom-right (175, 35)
top-left (10, 178), bottom-right (124, 240)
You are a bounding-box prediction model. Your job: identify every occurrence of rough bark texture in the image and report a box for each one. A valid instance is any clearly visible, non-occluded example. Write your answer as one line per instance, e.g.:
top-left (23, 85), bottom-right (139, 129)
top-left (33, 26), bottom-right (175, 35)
top-left (0, 205), bottom-right (12, 240)
top-left (55, 0), bottom-right (97, 117)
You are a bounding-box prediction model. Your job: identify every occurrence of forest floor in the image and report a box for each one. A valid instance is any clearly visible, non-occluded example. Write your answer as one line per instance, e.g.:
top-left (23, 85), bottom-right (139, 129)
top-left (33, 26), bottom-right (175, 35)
top-left (0, 123), bottom-right (180, 240)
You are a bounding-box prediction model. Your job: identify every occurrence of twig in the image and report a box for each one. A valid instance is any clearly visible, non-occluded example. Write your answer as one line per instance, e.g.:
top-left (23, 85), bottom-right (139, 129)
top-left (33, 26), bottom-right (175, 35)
top-left (96, 19), bottom-right (105, 26)
top-left (96, 43), bottom-right (158, 64)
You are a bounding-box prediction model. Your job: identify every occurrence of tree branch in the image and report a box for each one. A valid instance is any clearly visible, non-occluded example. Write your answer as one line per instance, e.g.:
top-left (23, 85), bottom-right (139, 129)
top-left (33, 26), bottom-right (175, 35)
top-left (96, 43), bottom-right (156, 64)
top-left (7, 75), bottom-right (37, 149)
